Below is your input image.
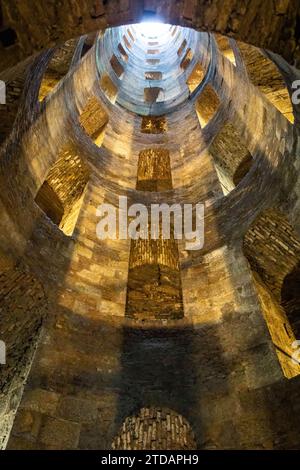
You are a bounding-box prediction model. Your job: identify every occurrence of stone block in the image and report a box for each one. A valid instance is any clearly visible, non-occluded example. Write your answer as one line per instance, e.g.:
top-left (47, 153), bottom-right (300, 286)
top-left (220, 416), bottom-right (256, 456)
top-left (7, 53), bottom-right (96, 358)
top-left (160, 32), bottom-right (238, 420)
top-left (20, 388), bottom-right (59, 416)
top-left (39, 416), bottom-right (81, 449)
top-left (57, 396), bottom-right (98, 423)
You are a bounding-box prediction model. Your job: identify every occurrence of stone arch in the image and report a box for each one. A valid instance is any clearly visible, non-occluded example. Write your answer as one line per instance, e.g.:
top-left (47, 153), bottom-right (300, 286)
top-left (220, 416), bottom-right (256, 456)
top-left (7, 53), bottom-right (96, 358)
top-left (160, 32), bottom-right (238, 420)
top-left (125, 149), bottom-right (184, 322)
top-left (0, 57), bottom-right (34, 145)
top-left (34, 146), bottom-right (90, 236)
top-left (186, 62), bottom-right (205, 93)
top-left (195, 83), bottom-right (220, 128)
top-left (214, 33), bottom-right (236, 66)
top-left (38, 39), bottom-right (79, 102)
top-left (111, 407), bottom-right (196, 450)
top-left (209, 120), bottom-right (254, 195)
top-left (100, 74), bottom-right (118, 104)
top-left (281, 261), bottom-right (300, 341)
top-left (243, 208), bottom-right (300, 378)
top-left (232, 153), bottom-right (254, 187)
top-left (81, 32), bottom-right (97, 58)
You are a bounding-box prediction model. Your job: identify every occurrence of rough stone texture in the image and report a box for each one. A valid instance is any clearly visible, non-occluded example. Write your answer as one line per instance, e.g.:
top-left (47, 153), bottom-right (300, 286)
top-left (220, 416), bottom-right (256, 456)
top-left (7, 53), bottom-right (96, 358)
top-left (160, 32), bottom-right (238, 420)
top-left (112, 407), bottom-right (197, 450)
top-left (210, 121), bottom-right (254, 194)
top-left (126, 148), bottom-right (184, 322)
top-left (180, 48), bottom-right (193, 70)
top-left (187, 62), bottom-right (205, 93)
top-left (1, 0), bottom-right (300, 70)
top-left (141, 116), bottom-right (167, 134)
top-left (195, 84), bottom-right (220, 128)
top-left (238, 41), bottom-right (294, 123)
top-left (79, 96), bottom-right (108, 145)
top-left (244, 208), bottom-right (300, 371)
top-left (244, 209), bottom-right (300, 300)
top-left (215, 34), bottom-right (236, 65)
top-left (35, 146), bottom-right (90, 236)
top-left (1, 21), bottom-right (300, 451)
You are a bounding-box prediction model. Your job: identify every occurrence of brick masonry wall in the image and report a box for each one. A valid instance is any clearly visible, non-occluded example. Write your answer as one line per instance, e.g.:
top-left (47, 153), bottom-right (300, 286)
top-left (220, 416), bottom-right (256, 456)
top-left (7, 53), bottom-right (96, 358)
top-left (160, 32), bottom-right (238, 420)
top-left (1, 26), bottom-right (300, 450)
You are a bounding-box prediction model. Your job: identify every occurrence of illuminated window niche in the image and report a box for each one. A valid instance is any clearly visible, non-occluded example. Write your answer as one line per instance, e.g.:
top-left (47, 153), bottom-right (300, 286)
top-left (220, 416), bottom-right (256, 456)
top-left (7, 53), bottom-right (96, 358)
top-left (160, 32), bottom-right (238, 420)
top-left (195, 84), bottom-right (220, 128)
top-left (186, 62), bottom-right (205, 93)
top-left (282, 262), bottom-right (300, 341)
top-left (35, 148), bottom-right (89, 236)
top-left (244, 208), bottom-right (300, 379)
top-left (141, 116), bottom-right (167, 134)
top-left (171, 26), bottom-right (178, 37)
top-left (125, 149), bottom-right (184, 322)
top-left (127, 28), bottom-right (135, 43)
top-left (209, 121), bottom-right (254, 195)
top-left (144, 87), bottom-right (164, 103)
top-left (215, 34), bottom-right (236, 66)
top-left (100, 73), bottom-right (118, 104)
top-left (79, 96), bottom-right (108, 147)
top-left (38, 39), bottom-right (78, 102)
top-left (180, 48), bottom-right (193, 70)
top-left (123, 34), bottom-right (132, 50)
top-left (81, 33), bottom-right (96, 58)
top-left (110, 54), bottom-right (124, 78)
top-left (145, 71), bottom-right (162, 80)
top-left (118, 43), bottom-right (128, 62)
top-left (146, 58), bottom-right (160, 65)
top-left (177, 39), bottom-right (187, 57)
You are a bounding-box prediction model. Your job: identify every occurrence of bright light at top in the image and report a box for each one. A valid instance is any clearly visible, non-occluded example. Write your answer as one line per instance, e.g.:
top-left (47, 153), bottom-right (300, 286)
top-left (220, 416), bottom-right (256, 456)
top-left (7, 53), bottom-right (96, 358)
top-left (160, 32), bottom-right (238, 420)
top-left (135, 22), bottom-right (170, 39)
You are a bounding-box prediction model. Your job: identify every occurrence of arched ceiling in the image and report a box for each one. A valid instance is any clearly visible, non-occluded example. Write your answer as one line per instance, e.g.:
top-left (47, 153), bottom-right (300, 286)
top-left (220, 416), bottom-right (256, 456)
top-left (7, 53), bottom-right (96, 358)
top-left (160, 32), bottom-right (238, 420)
top-left (0, 0), bottom-right (300, 73)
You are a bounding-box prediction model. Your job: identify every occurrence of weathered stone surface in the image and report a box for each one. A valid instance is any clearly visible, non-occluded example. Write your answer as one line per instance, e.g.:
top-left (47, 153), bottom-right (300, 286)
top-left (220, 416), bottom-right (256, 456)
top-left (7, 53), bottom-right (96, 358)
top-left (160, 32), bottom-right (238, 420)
top-left (1, 15), bottom-right (300, 451)
top-left (1, 0), bottom-right (300, 70)
top-left (112, 407), bottom-right (197, 450)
